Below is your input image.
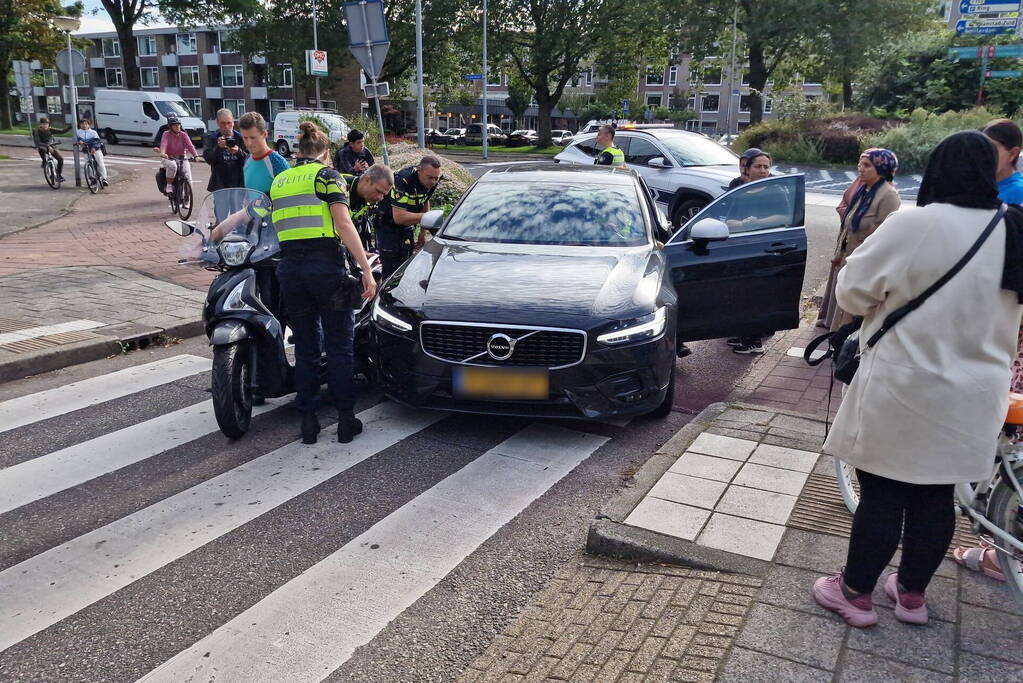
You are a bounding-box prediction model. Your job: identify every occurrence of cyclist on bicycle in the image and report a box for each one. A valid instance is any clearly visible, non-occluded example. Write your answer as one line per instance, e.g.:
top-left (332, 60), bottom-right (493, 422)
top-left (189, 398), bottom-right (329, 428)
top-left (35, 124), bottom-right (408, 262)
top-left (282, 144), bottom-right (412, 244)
top-left (33, 118), bottom-right (70, 183)
top-left (75, 118), bottom-right (109, 187)
top-left (158, 115), bottom-right (197, 195)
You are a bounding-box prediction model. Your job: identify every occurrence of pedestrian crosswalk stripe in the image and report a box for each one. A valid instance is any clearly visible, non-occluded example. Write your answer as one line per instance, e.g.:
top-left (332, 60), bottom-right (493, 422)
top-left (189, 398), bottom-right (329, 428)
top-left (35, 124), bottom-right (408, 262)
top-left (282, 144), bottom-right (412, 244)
top-left (845, 171), bottom-right (857, 180)
top-left (0, 396), bottom-right (285, 515)
top-left (819, 170), bottom-right (832, 181)
top-left (0, 354), bottom-right (210, 434)
top-left (0, 402), bottom-right (443, 654)
top-left (137, 424), bottom-right (609, 682)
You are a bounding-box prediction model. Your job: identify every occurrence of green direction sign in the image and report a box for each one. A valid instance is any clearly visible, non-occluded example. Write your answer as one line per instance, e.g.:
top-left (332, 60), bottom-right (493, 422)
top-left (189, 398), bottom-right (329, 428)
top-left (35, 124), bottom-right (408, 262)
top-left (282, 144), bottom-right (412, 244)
top-left (948, 44), bottom-right (1023, 59)
top-left (988, 69), bottom-right (1023, 77)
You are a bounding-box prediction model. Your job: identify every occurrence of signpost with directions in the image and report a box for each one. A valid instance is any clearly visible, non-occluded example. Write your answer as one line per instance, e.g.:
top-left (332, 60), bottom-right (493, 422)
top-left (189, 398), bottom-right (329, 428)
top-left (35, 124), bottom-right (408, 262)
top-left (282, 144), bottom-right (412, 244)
top-left (344, 0), bottom-right (391, 164)
top-left (947, 42), bottom-right (1023, 103)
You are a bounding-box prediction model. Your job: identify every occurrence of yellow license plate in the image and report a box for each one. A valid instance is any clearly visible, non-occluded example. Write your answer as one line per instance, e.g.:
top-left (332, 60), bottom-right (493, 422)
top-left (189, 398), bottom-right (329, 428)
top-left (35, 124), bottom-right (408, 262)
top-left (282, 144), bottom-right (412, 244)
top-left (454, 367), bottom-right (549, 400)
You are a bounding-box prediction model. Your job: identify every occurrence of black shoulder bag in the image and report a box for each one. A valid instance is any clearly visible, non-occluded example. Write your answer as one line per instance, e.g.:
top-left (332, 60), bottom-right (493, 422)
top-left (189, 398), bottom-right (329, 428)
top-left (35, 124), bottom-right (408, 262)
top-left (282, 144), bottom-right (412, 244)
top-left (806, 204), bottom-right (1006, 385)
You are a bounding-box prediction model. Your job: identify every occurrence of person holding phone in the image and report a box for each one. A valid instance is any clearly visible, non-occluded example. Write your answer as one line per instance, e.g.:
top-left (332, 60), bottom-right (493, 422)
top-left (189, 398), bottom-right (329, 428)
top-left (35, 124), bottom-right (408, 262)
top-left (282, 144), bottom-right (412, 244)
top-left (203, 108), bottom-right (247, 191)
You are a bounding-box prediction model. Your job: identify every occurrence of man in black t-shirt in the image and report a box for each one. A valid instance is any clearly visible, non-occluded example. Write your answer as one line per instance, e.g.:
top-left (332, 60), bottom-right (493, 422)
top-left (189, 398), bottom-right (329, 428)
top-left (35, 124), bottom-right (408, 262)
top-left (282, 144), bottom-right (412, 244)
top-left (334, 129), bottom-right (375, 174)
top-left (376, 156), bottom-right (442, 279)
top-left (341, 164), bottom-right (395, 251)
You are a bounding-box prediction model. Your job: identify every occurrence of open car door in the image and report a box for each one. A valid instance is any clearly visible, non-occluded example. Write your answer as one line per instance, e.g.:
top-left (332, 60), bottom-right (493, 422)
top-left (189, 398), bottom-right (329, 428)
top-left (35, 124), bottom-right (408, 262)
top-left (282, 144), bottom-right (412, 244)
top-left (662, 174), bottom-right (807, 351)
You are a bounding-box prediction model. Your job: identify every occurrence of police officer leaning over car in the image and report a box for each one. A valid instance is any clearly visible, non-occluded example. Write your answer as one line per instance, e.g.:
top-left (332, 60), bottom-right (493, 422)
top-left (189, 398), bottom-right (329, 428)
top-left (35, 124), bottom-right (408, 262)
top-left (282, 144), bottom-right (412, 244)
top-left (342, 164), bottom-right (395, 250)
top-left (376, 155), bottom-right (443, 280)
top-left (269, 121), bottom-right (377, 445)
top-left (594, 125), bottom-right (625, 167)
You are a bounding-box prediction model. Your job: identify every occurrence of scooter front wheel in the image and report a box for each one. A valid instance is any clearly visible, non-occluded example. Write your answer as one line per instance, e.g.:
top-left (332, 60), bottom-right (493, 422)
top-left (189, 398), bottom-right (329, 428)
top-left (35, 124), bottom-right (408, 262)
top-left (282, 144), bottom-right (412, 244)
top-left (212, 341), bottom-right (253, 439)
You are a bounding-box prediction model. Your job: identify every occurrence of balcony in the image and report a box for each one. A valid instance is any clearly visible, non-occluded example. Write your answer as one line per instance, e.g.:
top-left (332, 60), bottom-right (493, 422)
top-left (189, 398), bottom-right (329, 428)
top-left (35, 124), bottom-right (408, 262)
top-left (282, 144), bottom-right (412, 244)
top-left (161, 53), bottom-right (178, 67)
top-left (202, 52), bottom-right (221, 66)
top-left (249, 87), bottom-right (268, 100)
top-left (205, 86), bottom-right (222, 99)
top-left (89, 57), bottom-right (105, 69)
top-left (33, 86), bottom-right (45, 96)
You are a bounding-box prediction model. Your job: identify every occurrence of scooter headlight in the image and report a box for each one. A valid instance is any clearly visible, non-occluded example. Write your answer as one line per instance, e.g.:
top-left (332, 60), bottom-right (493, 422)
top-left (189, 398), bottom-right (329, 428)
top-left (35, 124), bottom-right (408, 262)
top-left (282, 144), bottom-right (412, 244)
top-left (219, 241), bottom-right (253, 266)
top-left (224, 280), bottom-right (257, 312)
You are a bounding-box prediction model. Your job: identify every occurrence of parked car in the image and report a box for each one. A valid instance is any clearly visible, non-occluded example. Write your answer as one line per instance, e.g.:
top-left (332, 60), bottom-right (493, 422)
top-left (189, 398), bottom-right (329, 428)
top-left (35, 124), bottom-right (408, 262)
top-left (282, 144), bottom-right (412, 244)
top-left (551, 130), bottom-right (575, 145)
top-left (555, 128), bottom-right (740, 227)
top-left (273, 110), bottom-right (350, 157)
top-left (464, 123), bottom-right (507, 145)
top-left (404, 128), bottom-right (442, 144)
top-left (94, 89), bottom-right (206, 147)
top-left (370, 164), bottom-right (807, 420)
top-left (506, 129), bottom-right (538, 147)
top-left (435, 128), bottom-right (466, 144)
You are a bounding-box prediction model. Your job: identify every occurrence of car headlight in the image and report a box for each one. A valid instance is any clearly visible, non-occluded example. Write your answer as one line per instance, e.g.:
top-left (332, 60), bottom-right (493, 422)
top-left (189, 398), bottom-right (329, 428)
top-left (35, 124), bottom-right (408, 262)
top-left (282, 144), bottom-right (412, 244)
top-left (224, 280), bottom-right (257, 312)
top-left (372, 297), bottom-right (413, 334)
top-left (219, 241), bottom-right (252, 266)
top-left (597, 307), bottom-right (666, 346)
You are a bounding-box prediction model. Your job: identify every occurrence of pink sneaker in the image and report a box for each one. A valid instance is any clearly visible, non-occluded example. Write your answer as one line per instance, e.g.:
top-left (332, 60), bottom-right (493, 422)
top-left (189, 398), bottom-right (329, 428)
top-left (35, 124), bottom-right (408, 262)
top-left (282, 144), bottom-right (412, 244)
top-left (813, 574), bottom-right (878, 627)
top-left (884, 572), bottom-right (928, 625)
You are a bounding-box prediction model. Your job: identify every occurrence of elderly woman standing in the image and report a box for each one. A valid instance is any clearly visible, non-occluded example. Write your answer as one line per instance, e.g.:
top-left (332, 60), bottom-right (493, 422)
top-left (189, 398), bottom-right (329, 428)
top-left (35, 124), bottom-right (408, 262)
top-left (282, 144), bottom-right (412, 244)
top-left (813, 131), bottom-right (1023, 628)
top-left (829, 149), bottom-right (902, 331)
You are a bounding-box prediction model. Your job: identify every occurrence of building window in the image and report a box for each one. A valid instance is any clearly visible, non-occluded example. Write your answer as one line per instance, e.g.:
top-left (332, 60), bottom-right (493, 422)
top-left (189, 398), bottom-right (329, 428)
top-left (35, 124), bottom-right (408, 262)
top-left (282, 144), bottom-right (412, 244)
top-left (46, 96), bottom-right (62, 114)
top-left (43, 69), bottom-right (59, 87)
top-left (74, 71), bottom-right (89, 87)
top-left (270, 65), bottom-right (293, 88)
top-left (176, 33), bottom-right (197, 55)
top-left (586, 69), bottom-right (593, 86)
top-left (270, 99), bottom-right (294, 119)
top-left (183, 98), bottom-right (201, 118)
top-left (105, 68), bottom-right (124, 88)
top-left (645, 69), bottom-right (664, 86)
top-left (741, 70), bottom-right (750, 86)
top-left (763, 98), bottom-right (773, 114)
top-left (218, 30), bottom-right (238, 53)
top-left (739, 95), bottom-right (752, 113)
top-left (669, 46), bottom-right (681, 60)
top-left (701, 94), bottom-right (719, 112)
top-left (222, 98), bottom-right (245, 119)
top-left (687, 95), bottom-right (696, 109)
top-left (487, 72), bottom-right (503, 87)
top-left (222, 65), bottom-right (244, 87)
top-left (320, 100), bottom-right (337, 111)
top-left (138, 36), bottom-right (157, 56)
top-left (102, 38), bottom-right (120, 57)
top-left (180, 66), bottom-right (200, 87)
top-left (702, 65), bottom-right (722, 85)
top-left (140, 67), bottom-right (160, 88)
top-left (646, 95), bottom-right (662, 107)
top-left (668, 66), bottom-right (678, 86)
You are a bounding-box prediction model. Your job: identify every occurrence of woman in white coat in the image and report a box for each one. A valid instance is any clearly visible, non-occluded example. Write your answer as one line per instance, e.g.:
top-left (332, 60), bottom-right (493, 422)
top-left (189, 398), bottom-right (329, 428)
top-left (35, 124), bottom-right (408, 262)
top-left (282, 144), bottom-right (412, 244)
top-left (813, 131), bottom-right (1023, 628)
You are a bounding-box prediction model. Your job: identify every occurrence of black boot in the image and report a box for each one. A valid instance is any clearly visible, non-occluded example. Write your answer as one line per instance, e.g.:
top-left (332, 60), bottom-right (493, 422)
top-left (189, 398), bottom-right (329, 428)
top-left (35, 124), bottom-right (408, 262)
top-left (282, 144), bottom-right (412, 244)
top-left (338, 414), bottom-right (363, 444)
top-left (301, 413), bottom-right (321, 444)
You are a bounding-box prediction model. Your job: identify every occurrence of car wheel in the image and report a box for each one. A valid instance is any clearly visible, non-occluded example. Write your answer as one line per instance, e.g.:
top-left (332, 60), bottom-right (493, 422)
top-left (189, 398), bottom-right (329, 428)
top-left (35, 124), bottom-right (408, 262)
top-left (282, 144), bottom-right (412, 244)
top-left (275, 140), bottom-right (290, 157)
top-left (672, 199), bottom-right (707, 229)
top-left (647, 359), bottom-right (676, 418)
top-left (104, 128), bottom-right (118, 145)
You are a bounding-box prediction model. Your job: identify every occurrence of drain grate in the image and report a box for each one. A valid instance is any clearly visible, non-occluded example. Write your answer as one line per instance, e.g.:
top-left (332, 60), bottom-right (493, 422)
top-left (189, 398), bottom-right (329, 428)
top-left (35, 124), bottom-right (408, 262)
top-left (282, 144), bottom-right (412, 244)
top-left (789, 473), bottom-right (980, 557)
top-left (0, 318), bottom-right (32, 333)
top-left (0, 330), bottom-right (101, 354)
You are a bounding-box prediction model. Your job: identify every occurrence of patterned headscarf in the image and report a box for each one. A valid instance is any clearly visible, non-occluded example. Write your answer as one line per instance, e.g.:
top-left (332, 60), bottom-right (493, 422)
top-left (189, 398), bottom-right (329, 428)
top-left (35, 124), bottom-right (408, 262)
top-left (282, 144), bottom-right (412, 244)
top-left (861, 147), bottom-right (899, 182)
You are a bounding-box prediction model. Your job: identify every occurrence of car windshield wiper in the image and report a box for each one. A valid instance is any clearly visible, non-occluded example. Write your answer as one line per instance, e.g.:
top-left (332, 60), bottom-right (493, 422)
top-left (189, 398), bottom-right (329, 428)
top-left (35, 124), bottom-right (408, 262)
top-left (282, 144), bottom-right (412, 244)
top-left (438, 234), bottom-right (469, 241)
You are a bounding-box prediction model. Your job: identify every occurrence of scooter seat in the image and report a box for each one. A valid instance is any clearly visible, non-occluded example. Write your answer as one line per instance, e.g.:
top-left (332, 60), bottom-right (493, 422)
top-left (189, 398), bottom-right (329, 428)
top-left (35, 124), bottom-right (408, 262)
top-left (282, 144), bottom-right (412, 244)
top-left (1006, 393), bottom-right (1023, 426)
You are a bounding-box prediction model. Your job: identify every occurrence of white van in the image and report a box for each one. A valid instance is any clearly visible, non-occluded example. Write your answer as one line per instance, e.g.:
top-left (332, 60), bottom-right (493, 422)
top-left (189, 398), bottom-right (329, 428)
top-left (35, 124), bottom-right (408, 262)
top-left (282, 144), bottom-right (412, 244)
top-left (272, 110), bottom-right (350, 157)
top-left (94, 89), bottom-right (206, 147)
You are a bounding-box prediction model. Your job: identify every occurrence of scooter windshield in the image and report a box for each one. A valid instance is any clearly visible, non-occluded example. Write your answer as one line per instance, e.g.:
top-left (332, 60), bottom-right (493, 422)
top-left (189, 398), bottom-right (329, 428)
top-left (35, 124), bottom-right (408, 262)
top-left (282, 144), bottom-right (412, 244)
top-left (197, 188), bottom-right (280, 266)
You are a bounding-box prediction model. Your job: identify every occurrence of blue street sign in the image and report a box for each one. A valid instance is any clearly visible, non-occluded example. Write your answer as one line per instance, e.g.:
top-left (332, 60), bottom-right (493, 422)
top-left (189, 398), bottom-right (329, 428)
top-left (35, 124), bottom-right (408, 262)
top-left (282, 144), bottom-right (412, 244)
top-left (622, 99), bottom-right (629, 112)
top-left (960, 0), bottom-right (1021, 14)
top-left (989, 69), bottom-right (1023, 77)
top-left (464, 74), bottom-right (483, 80)
top-left (957, 17), bottom-right (1019, 34)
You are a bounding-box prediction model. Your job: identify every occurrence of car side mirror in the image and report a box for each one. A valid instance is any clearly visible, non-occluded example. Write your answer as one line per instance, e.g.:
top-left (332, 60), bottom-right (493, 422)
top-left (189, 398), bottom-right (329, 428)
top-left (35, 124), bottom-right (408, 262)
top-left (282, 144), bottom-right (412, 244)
top-left (165, 219), bottom-right (196, 236)
top-left (647, 157), bottom-right (670, 169)
top-left (690, 218), bottom-right (729, 242)
top-left (420, 209), bottom-right (445, 231)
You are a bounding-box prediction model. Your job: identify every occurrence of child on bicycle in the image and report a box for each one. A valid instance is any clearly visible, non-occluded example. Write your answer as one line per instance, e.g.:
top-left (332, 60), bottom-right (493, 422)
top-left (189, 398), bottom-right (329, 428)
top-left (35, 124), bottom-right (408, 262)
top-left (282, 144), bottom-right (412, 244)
top-left (33, 118), bottom-right (70, 183)
top-left (158, 115), bottom-right (197, 195)
top-left (75, 119), bottom-right (109, 187)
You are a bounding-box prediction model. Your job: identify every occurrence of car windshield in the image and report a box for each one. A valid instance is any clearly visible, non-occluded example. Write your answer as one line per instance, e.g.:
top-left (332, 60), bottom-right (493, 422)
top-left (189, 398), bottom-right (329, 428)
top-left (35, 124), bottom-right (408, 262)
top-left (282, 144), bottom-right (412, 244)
top-left (155, 100), bottom-right (193, 118)
top-left (441, 182), bottom-right (648, 247)
top-left (655, 134), bottom-right (737, 167)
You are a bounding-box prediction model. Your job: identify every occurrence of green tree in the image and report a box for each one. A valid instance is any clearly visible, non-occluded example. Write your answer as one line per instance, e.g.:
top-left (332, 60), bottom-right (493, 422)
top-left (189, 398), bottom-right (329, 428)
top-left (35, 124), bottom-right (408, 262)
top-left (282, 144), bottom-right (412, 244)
top-left (0, 0), bottom-right (79, 128)
top-left (504, 72), bottom-right (532, 129)
top-left (98, 0), bottom-right (159, 90)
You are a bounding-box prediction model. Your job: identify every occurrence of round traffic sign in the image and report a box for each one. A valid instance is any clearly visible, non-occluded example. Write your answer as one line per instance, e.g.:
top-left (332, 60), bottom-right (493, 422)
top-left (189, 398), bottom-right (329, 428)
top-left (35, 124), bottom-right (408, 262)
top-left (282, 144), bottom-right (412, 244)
top-left (56, 48), bottom-right (86, 76)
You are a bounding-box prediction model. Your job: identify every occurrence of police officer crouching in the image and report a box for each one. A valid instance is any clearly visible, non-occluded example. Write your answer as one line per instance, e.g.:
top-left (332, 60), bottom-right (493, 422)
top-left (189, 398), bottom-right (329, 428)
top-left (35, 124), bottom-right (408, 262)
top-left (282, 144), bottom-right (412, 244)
top-left (341, 164), bottom-right (395, 251)
top-left (270, 121), bottom-right (377, 444)
top-left (595, 125), bottom-right (625, 167)
top-left (376, 156), bottom-right (443, 280)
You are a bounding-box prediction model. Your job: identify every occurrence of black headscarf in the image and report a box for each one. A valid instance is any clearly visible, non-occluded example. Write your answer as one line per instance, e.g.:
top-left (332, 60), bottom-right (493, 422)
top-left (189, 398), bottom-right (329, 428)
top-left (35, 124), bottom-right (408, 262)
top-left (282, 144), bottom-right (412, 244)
top-left (917, 130), bottom-right (1023, 303)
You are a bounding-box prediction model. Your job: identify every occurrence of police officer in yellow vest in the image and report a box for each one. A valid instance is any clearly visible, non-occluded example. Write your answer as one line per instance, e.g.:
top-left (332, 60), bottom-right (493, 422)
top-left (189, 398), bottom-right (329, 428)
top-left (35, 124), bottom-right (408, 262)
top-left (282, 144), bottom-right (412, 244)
top-left (376, 156), bottom-right (443, 280)
top-left (595, 124), bottom-right (626, 167)
top-left (270, 121), bottom-right (376, 445)
top-left (341, 164), bottom-right (394, 251)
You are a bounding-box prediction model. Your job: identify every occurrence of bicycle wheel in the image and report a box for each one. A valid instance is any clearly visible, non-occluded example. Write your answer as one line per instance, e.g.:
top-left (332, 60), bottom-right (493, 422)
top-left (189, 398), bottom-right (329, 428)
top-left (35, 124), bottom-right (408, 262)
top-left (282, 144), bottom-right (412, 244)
top-left (988, 471), bottom-right (1023, 607)
top-left (85, 158), bottom-right (100, 194)
top-left (44, 161), bottom-right (58, 189)
top-left (168, 183), bottom-right (179, 215)
top-left (177, 180), bottom-right (193, 220)
top-left (835, 457), bottom-right (860, 514)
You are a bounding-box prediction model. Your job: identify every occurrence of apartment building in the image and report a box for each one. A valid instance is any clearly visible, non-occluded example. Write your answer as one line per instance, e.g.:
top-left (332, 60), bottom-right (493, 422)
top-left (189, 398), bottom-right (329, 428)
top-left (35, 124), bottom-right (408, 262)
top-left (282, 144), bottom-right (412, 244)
top-left (19, 25), bottom-right (364, 131)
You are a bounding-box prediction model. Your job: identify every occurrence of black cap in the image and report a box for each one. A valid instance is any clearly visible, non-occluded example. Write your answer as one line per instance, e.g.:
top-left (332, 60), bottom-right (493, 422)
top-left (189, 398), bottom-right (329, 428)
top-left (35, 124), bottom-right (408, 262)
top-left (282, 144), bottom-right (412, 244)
top-left (347, 129), bottom-right (364, 143)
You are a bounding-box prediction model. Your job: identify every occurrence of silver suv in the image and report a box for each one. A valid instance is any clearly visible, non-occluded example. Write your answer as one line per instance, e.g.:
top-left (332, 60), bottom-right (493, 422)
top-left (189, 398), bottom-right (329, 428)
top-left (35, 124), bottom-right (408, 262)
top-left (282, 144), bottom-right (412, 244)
top-left (554, 128), bottom-right (739, 226)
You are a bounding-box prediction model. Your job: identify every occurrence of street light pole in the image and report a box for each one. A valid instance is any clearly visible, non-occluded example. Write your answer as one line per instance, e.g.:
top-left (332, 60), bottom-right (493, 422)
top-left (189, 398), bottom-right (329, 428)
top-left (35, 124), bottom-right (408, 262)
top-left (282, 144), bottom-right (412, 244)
top-left (415, 0), bottom-right (425, 148)
top-left (53, 15), bottom-right (82, 186)
top-left (725, 1), bottom-right (738, 138)
top-left (312, 0), bottom-right (322, 109)
top-left (482, 0), bottom-right (488, 160)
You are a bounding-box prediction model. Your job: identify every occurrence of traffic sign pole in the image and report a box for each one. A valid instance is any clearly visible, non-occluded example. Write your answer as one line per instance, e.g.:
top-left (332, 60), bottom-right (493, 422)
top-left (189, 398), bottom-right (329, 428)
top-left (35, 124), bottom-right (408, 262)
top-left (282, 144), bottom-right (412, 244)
top-left (312, 0), bottom-right (321, 110)
top-left (346, 0), bottom-right (392, 166)
top-left (482, 0), bottom-right (488, 160)
top-left (415, 0), bottom-right (425, 149)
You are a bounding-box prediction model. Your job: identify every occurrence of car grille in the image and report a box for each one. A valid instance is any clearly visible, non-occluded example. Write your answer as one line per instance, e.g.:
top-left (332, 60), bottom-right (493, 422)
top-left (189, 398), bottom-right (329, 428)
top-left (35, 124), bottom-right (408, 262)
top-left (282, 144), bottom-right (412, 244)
top-left (421, 322), bottom-right (586, 369)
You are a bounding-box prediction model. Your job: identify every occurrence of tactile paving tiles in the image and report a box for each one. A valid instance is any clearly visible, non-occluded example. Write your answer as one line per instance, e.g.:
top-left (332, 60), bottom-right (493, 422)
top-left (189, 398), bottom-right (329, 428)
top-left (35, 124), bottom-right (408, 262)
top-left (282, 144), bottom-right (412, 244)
top-left (0, 330), bottom-right (102, 354)
top-left (0, 318), bottom-right (33, 333)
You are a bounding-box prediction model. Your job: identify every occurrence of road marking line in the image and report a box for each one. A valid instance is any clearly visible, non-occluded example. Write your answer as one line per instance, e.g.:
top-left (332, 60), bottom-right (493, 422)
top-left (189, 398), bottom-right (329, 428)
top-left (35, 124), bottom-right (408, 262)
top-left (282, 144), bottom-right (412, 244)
top-left (0, 397), bottom-right (285, 515)
top-left (100, 158), bottom-right (148, 166)
top-left (0, 320), bottom-right (105, 346)
top-left (0, 402), bottom-right (443, 654)
top-left (819, 170), bottom-right (832, 181)
top-left (0, 354), bottom-right (210, 434)
top-left (912, 174), bottom-right (923, 182)
top-left (137, 423), bottom-right (609, 682)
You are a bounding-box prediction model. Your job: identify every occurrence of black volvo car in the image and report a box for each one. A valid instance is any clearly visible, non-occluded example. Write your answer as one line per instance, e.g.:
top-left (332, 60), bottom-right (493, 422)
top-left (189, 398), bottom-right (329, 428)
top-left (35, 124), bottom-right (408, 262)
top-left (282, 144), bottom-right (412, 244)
top-left (370, 165), bottom-right (806, 420)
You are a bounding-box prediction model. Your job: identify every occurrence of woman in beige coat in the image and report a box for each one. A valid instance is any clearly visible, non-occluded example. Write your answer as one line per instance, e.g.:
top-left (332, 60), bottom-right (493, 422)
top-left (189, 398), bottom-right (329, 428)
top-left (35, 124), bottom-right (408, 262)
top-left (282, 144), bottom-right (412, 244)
top-left (830, 149), bottom-right (902, 331)
top-left (813, 131), bottom-right (1023, 628)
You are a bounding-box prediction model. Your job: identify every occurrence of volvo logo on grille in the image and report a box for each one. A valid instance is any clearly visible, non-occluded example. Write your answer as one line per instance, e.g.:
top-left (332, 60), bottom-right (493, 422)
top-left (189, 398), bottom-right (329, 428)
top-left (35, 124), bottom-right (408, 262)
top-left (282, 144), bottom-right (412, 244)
top-left (486, 333), bottom-right (516, 361)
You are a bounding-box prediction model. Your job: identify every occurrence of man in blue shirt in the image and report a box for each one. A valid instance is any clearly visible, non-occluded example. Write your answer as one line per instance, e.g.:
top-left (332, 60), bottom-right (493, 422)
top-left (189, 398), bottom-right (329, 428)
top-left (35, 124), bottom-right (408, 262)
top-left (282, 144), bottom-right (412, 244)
top-left (239, 112), bottom-right (290, 194)
top-left (334, 129), bottom-right (375, 174)
top-left (984, 119), bottom-right (1023, 205)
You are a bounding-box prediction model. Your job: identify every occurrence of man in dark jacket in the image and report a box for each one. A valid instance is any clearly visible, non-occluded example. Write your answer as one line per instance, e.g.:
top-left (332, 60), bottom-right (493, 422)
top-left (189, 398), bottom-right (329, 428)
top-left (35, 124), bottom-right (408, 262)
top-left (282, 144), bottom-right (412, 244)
top-left (203, 108), bottom-right (247, 191)
top-left (334, 129), bottom-right (375, 174)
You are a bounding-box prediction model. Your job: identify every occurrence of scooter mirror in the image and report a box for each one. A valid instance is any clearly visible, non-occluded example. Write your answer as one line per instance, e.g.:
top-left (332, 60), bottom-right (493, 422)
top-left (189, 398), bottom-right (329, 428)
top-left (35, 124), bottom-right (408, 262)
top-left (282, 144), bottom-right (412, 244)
top-left (165, 220), bottom-right (196, 237)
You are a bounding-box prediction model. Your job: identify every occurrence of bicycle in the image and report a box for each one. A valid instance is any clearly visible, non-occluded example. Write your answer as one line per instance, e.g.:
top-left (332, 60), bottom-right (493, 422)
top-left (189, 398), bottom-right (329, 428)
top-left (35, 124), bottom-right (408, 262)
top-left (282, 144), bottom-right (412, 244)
top-left (40, 142), bottom-right (62, 190)
top-left (164, 156), bottom-right (194, 220)
top-left (835, 393), bottom-right (1023, 605)
top-left (78, 141), bottom-right (104, 194)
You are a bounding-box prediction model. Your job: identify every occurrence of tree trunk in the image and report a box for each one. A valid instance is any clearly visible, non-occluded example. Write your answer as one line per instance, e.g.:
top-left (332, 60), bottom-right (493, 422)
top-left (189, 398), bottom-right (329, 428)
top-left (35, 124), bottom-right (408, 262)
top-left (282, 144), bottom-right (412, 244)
top-left (113, 20), bottom-right (141, 90)
top-left (535, 92), bottom-right (553, 146)
top-left (0, 64), bottom-right (12, 129)
top-left (747, 41), bottom-right (769, 125)
top-left (842, 75), bottom-right (853, 109)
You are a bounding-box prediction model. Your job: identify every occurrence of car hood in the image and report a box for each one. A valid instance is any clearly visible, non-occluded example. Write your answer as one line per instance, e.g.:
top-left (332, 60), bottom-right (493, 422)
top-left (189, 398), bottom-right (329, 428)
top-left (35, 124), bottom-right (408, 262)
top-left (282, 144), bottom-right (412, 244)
top-left (673, 164), bottom-right (737, 185)
top-left (387, 240), bottom-right (662, 327)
